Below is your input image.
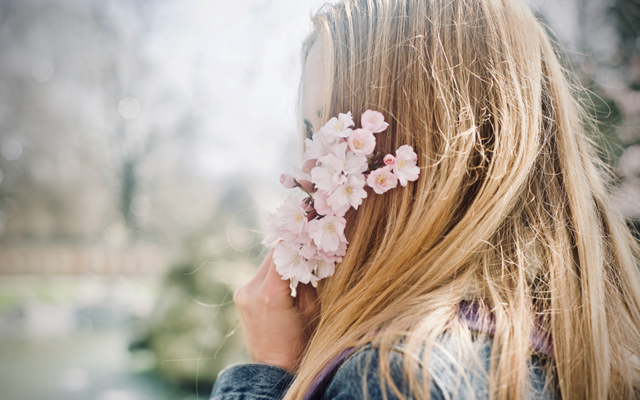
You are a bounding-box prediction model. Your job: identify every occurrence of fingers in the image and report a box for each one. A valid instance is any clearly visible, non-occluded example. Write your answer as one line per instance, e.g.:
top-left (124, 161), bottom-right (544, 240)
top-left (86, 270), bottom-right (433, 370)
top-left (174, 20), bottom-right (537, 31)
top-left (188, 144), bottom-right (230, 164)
top-left (232, 245), bottom-right (319, 371)
top-left (254, 246), bottom-right (275, 281)
top-left (263, 248), bottom-right (295, 307)
top-left (234, 247), bottom-right (274, 308)
top-left (236, 244), bottom-right (294, 309)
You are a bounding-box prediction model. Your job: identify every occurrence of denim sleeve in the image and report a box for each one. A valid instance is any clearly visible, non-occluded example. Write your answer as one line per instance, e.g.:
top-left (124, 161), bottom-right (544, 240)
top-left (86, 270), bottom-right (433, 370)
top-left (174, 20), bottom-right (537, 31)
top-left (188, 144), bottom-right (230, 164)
top-left (322, 336), bottom-right (557, 400)
top-left (210, 363), bottom-right (296, 400)
top-left (322, 346), bottom-right (448, 400)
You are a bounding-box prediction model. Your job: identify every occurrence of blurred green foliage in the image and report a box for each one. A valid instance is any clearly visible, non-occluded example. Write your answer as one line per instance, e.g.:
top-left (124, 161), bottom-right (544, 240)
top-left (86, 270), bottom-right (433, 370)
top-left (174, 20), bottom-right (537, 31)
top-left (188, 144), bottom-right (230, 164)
top-left (611, 0), bottom-right (640, 67)
top-left (135, 182), bottom-right (263, 389)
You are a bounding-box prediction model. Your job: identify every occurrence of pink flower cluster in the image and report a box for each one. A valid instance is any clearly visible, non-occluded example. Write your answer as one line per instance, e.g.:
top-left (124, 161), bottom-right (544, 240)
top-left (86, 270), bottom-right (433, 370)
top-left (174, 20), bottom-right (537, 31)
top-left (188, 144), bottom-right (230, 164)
top-left (262, 110), bottom-right (420, 291)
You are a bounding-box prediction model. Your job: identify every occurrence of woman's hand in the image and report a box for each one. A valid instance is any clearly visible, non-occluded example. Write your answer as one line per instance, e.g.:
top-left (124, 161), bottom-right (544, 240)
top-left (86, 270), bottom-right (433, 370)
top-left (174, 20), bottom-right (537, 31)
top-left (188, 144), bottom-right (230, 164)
top-left (233, 247), bottom-right (318, 372)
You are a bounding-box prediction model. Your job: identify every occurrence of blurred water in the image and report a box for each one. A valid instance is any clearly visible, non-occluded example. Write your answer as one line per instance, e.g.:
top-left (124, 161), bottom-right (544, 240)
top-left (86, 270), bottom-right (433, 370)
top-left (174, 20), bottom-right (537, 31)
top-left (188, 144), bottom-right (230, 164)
top-left (0, 275), bottom-right (195, 400)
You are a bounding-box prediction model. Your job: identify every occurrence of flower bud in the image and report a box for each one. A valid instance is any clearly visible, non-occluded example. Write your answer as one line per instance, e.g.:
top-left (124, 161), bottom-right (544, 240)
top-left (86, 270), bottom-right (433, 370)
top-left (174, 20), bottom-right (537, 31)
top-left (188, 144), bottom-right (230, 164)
top-left (280, 174), bottom-right (297, 189)
top-left (301, 199), bottom-right (314, 212)
top-left (383, 154), bottom-right (396, 166)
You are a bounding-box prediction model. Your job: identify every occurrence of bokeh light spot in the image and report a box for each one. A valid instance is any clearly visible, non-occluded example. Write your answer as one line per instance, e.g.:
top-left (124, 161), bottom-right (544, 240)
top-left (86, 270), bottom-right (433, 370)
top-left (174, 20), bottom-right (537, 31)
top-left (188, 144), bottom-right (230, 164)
top-left (31, 60), bottom-right (54, 82)
top-left (118, 97), bottom-right (141, 119)
top-left (59, 368), bottom-right (89, 392)
top-left (97, 389), bottom-right (138, 400)
top-left (130, 195), bottom-right (151, 217)
top-left (1, 139), bottom-right (22, 161)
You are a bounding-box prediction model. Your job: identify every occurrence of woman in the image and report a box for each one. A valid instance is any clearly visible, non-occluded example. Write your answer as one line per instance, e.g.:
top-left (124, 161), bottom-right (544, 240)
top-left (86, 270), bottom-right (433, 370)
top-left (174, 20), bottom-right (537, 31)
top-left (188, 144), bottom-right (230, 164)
top-left (212, 0), bottom-right (640, 399)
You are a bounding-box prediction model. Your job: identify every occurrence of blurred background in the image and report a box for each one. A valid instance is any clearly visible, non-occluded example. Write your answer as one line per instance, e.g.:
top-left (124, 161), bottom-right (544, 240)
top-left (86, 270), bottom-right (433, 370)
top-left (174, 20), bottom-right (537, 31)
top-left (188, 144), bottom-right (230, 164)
top-left (0, 0), bottom-right (638, 399)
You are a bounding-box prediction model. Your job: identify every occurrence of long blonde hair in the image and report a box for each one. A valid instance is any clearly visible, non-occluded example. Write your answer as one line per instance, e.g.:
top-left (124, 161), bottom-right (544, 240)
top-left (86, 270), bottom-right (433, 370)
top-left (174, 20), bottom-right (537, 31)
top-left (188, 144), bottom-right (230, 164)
top-left (289, 0), bottom-right (640, 399)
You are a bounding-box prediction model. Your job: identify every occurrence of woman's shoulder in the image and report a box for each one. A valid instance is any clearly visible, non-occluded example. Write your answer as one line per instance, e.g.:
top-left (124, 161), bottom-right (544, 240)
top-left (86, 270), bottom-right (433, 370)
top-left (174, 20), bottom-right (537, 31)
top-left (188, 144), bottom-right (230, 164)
top-left (322, 334), bottom-right (558, 400)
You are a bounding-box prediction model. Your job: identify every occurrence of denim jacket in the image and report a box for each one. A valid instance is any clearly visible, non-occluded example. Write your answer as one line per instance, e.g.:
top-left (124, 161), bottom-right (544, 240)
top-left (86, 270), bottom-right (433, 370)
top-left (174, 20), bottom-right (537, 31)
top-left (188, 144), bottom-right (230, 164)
top-left (210, 334), bottom-right (558, 400)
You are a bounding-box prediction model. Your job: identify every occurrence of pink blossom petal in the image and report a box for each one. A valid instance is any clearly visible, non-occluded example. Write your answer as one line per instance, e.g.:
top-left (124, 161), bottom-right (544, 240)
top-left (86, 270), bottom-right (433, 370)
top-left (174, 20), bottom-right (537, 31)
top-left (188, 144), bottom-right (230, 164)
top-left (311, 154), bottom-right (345, 191)
top-left (293, 158), bottom-right (316, 184)
top-left (301, 158), bottom-right (317, 176)
top-left (298, 179), bottom-right (315, 194)
top-left (307, 216), bottom-right (347, 253)
top-left (366, 166), bottom-right (398, 194)
top-left (327, 173), bottom-right (367, 210)
top-left (299, 237), bottom-right (318, 259)
top-left (304, 132), bottom-right (333, 160)
top-left (318, 112), bottom-right (355, 141)
top-left (313, 190), bottom-right (349, 217)
top-left (347, 129), bottom-right (376, 155)
top-left (311, 259), bottom-right (335, 279)
top-left (361, 110), bottom-right (389, 133)
top-left (273, 241), bottom-right (315, 283)
top-left (394, 145), bottom-right (420, 187)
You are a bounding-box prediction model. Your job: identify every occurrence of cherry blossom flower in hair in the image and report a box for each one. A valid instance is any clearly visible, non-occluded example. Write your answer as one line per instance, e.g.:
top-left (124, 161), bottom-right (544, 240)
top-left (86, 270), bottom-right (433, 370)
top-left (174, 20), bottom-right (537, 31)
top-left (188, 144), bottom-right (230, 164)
top-left (313, 189), bottom-right (349, 217)
top-left (273, 195), bottom-right (308, 242)
top-left (339, 149), bottom-right (368, 175)
top-left (327, 173), bottom-right (368, 210)
top-left (361, 109), bottom-right (389, 133)
top-left (262, 110), bottom-right (420, 295)
top-left (303, 130), bottom-right (334, 161)
top-left (273, 241), bottom-right (317, 285)
top-left (318, 112), bottom-right (355, 141)
top-left (307, 215), bottom-right (348, 253)
top-left (367, 166), bottom-right (398, 194)
top-left (312, 258), bottom-right (335, 279)
top-left (311, 154), bottom-right (346, 191)
top-left (348, 128), bottom-right (376, 155)
top-left (394, 145), bottom-right (420, 187)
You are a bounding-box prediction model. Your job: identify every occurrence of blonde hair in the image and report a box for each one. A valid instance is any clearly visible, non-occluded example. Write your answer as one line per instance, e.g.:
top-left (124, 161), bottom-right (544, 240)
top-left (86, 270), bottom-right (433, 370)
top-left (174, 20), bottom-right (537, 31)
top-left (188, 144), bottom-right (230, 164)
top-left (290, 0), bottom-right (640, 399)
